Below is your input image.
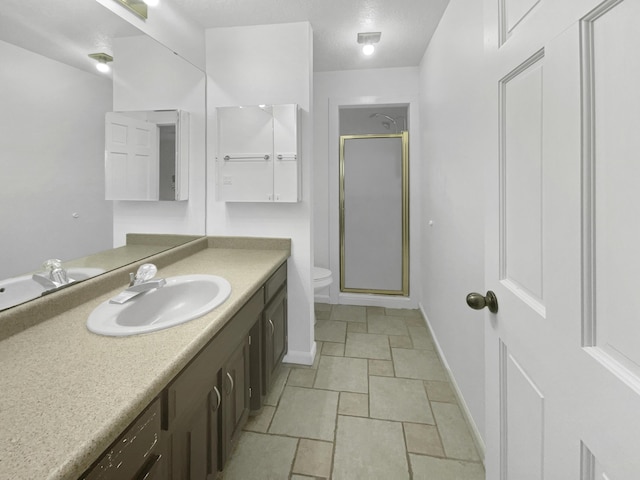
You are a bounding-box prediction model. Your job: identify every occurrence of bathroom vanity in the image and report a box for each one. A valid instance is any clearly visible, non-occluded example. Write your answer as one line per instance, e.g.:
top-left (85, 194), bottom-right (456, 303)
top-left (0, 237), bottom-right (290, 480)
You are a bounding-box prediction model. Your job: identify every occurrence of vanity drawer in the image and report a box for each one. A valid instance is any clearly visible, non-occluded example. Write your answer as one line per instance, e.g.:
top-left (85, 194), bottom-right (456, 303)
top-left (82, 398), bottom-right (163, 480)
top-left (264, 262), bottom-right (287, 304)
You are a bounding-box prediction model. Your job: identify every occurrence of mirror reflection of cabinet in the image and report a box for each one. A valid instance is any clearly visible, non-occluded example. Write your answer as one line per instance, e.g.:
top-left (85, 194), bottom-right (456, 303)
top-left (105, 110), bottom-right (189, 201)
top-left (217, 104), bottom-right (300, 203)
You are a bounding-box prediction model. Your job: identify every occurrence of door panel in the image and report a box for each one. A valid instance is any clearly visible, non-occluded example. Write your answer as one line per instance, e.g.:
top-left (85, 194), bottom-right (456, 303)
top-left (501, 341), bottom-right (544, 480)
top-left (586, 0), bottom-right (640, 379)
top-left (500, 51), bottom-right (545, 308)
top-left (502, 0), bottom-right (542, 42)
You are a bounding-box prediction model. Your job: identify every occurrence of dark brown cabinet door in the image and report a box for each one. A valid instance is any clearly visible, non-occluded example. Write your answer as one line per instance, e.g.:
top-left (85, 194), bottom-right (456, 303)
top-left (263, 287), bottom-right (288, 392)
top-left (170, 397), bottom-right (208, 480)
top-left (222, 336), bottom-right (250, 465)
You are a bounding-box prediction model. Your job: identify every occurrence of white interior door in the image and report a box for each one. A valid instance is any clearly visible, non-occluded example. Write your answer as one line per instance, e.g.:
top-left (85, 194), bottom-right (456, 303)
top-left (482, 0), bottom-right (640, 478)
top-left (105, 112), bottom-right (158, 200)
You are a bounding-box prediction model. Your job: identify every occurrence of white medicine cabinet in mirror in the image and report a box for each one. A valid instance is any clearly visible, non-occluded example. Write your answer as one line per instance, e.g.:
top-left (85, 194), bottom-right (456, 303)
top-left (217, 104), bottom-right (300, 203)
top-left (105, 109), bottom-right (189, 201)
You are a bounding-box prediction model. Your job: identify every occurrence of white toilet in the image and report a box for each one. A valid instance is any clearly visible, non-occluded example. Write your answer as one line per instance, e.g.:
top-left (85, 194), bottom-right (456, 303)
top-left (313, 267), bottom-right (333, 292)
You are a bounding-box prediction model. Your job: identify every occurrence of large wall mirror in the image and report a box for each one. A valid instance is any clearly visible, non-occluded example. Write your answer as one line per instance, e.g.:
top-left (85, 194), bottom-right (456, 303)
top-left (0, 0), bottom-right (206, 311)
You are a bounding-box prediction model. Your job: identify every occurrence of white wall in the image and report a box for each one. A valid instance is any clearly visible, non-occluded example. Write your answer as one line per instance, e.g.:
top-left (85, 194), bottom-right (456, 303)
top-left (419, 0), bottom-right (490, 447)
top-left (206, 23), bottom-right (315, 365)
top-left (0, 40), bottom-right (113, 279)
top-left (111, 35), bottom-right (207, 246)
top-left (313, 67), bottom-right (421, 307)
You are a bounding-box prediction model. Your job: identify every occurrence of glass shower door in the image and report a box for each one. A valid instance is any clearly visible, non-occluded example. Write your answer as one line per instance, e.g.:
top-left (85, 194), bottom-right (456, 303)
top-left (339, 132), bottom-right (409, 295)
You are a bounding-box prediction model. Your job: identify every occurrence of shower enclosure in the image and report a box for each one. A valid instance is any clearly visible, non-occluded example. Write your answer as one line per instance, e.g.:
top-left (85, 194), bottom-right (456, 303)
top-left (339, 131), bottom-right (409, 295)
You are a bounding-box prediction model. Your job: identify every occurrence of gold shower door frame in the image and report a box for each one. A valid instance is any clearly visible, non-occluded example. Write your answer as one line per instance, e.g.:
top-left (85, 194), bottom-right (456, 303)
top-left (339, 132), bottom-right (409, 296)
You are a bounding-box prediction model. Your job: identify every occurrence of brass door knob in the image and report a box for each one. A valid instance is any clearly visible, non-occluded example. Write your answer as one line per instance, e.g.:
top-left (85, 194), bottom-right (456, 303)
top-left (466, 291), bottom-right (498, 313)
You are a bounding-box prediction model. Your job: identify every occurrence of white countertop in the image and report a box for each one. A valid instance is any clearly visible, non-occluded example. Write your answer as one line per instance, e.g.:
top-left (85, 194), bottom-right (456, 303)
top-left (0, 245), bottom-right (289, 480)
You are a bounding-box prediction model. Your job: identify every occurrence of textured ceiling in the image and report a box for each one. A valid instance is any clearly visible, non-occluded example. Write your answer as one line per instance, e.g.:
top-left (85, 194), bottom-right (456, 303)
top-left (171, 0), bottom-right (451, 72)
top-left (0, 0), bottom-right (450, 75)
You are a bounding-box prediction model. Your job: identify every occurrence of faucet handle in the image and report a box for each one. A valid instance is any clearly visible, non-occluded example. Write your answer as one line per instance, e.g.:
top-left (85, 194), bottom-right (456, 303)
top-left (42, 259), bottom-right (63, 271)
top-left (133, 263), bottom-right (158, 286)
top-left (42, 259), bottom-right (69, 284)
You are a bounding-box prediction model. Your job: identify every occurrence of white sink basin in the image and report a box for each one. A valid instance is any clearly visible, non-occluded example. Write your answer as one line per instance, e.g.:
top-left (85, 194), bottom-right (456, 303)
top-left (0, 267), bottom-right (105, 310)
top-left (86, 274), bottom-right (232, 336)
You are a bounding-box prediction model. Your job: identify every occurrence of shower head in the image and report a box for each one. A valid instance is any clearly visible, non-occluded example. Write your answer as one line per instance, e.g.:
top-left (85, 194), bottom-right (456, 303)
top-left (369, 113), bottom-right (399, 133)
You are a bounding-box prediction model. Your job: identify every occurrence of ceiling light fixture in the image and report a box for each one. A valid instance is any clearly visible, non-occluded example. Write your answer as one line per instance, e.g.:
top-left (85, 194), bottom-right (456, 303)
top-left (114, 0), bottom-right (148, 19)
top-left (88, 53), bottom-right (113, 73)
top-left (357, 32), bottom-right (381, 56)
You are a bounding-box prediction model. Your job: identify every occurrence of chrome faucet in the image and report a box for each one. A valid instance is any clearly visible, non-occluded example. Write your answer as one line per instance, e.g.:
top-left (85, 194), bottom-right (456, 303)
top-left (32, 259), bottom-right (74, 290)
top-left (110, 263), bottom-right (166, 304)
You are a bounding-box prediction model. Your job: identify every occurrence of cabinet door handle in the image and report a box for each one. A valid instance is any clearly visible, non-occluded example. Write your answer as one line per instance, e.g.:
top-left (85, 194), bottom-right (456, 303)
top-left (268, 318), bottom-right (275, 336)
top-left (136, 453), bottom-right (162, 480)
top-left (211, 386), bottom-right (221, 411)
top-left (226, 372), bottom-right (234, 394)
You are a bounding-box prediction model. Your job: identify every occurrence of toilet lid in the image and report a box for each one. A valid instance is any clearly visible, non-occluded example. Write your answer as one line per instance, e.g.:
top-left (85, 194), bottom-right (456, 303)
top-left (314, 267), bottom-right (332, 280)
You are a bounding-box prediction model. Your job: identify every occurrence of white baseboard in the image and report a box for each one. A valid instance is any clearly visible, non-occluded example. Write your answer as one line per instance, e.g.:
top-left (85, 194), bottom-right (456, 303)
top-left (283, 341), bottom-right (317, 366)
top-left (418, 302), bottom-right (486, 463)
top-left (314, 293), bottom-right (331, 304)
top-left (337, 292), bottom-right (418, 309)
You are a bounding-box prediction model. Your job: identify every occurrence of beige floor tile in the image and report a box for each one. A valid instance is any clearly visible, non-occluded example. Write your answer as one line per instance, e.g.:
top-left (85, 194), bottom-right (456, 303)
top-left (264, 366), bottom-right (291, 406)
top-left (314, 320), bottom-right (347, 343)
top-left (367, 314), bottom-right (409, 336)
top-left (293, 439), bottom-right (333, 478)
top-left (338, 392), bottom-right (369, 417)
top-left (314, 310), bottom-right (331, 321)
top-left (403, 316), bottom-right (427, 328)
top-left (269, 386), bottom-right (338, 441)
top-left (330, 305), bottom-right (367, 322)
top-left (368, 359), bottom-right (394, 377)
top-left (345, 333), bottom-right (391, 360)
top-left (384, 308), bottom-right (421, 318)
top-left (392, 348), bottom-right (448, 381)
top-left (403, 422), bottom-right (445, 456)
top-left (366, 306), bottom-right (386, 315)
top-left (389, 335), bottom-right (412, 349)
top-left (347, 322), bottom-right (367, 333)
top-left (222, 432), bottom-right (297, 480)
top-left (332, 416), bottom-right (409, 480)
top-left (315, 303), bottom-right (332, 312)
top-left (369, 376), bottom-right (434, 424)
top-left (432, 402), bottom-right (480, 461)
top-left (288, 368), bottom-right (317, 388)
top-left (322, 342), bottom-right (345, 356)
top-left (313, 355), bottom-right (369, 393)
top-left (291, 476), bottom-right (316, 480)
top-left (408, 325), bottom-right (435, 350)
top-left (409, 454), bottom-right (485, 480)
top-left (425, 380), bottom-right (458, 403)
top-left (244, 405), bottom-right (276, 433)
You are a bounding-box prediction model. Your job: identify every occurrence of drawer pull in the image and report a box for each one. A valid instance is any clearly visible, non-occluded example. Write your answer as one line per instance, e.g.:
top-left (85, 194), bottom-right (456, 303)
top-left (226, 372), bottom-right (234, 394)
top-left (136, 454), bottom-right (162, 480)
top-left (211, 386), bottom-right (221, 411)
top-left (268, 318), bottom-right (275, 336)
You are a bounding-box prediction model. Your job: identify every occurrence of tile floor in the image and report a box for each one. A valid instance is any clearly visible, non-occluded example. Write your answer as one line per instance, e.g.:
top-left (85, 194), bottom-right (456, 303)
top-left (220, 304), bottom-right (485, 480)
